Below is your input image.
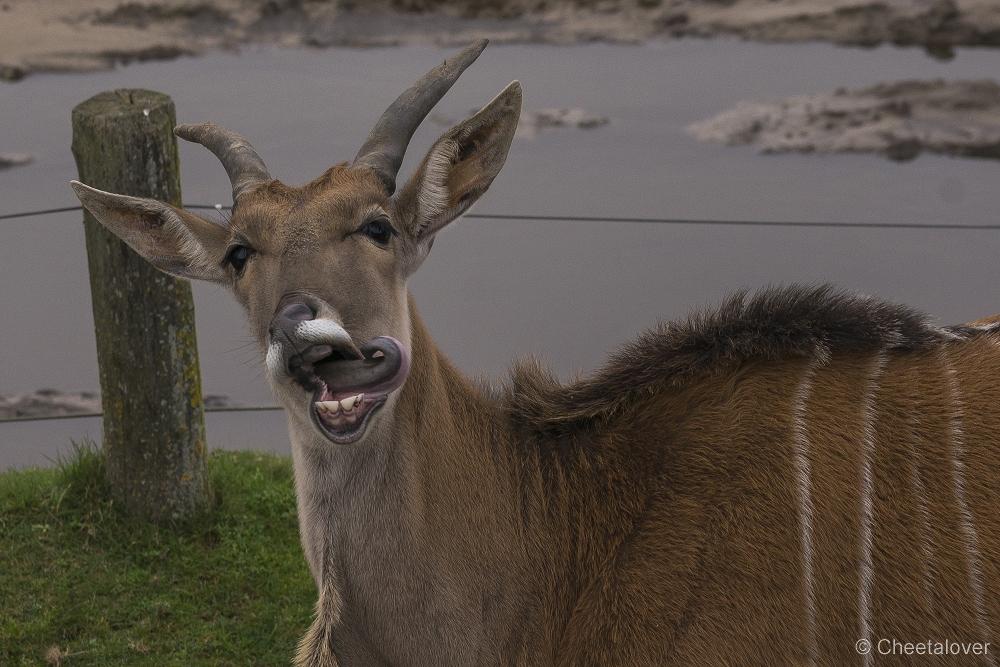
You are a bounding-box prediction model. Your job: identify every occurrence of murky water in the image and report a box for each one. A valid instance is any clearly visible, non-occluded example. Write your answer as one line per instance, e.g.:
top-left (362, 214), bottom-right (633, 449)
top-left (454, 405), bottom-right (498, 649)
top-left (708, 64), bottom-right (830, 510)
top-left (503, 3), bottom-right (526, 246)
top-left (3, 39), bottom-right (1000, 469)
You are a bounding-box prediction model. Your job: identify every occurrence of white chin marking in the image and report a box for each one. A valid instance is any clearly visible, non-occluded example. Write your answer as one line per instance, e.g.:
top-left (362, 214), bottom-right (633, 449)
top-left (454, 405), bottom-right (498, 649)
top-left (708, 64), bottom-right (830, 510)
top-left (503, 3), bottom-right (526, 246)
top-left (265, 342), bottom-right (284, 380)
top-left (295, 319), bottom-right (353, 346)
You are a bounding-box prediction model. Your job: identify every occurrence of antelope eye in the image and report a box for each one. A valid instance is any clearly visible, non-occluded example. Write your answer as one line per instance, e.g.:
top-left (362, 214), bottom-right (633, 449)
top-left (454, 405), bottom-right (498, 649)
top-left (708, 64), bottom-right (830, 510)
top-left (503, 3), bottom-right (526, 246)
top-left (224, 245), bottom-right (254, 274)
top-left (359, 218), bottom-right (396, 246)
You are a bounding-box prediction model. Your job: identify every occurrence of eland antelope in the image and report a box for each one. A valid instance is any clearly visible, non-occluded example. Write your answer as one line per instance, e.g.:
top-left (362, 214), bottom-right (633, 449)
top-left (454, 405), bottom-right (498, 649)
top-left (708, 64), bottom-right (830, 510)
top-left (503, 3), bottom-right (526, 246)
top-left (72, 40), bottom-right (1000, 666)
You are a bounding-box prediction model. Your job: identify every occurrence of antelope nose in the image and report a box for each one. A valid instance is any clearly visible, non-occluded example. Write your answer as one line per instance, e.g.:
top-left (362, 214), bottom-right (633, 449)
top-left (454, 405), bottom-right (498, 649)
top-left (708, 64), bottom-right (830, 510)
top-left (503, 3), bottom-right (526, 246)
top-left (270, 302), bottom-right (315, 338)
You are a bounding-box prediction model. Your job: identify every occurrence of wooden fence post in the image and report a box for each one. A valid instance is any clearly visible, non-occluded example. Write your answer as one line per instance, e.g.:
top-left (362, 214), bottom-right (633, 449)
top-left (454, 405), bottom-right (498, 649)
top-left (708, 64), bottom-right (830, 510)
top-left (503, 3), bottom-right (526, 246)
top-left (71, 89), bottom-right (211, 522)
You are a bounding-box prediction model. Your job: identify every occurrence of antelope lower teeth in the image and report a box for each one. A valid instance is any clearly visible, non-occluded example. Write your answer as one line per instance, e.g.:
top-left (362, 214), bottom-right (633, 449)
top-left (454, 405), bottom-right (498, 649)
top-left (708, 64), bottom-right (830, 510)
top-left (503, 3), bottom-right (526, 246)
top-left (315, 393), bottom-right (364, 414)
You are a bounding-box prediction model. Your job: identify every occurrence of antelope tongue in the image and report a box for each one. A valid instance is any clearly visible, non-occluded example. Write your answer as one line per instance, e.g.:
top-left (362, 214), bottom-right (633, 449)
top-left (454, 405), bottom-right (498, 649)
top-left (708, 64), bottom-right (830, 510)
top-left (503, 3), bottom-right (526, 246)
top-left (314, 336), bottom-right (410, 399)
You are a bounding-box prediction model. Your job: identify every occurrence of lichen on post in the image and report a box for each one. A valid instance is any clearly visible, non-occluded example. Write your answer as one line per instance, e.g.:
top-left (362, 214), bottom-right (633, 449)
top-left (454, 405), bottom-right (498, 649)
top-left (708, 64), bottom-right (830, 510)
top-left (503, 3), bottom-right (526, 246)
top-left (71, 89), bottom-right (211, 522)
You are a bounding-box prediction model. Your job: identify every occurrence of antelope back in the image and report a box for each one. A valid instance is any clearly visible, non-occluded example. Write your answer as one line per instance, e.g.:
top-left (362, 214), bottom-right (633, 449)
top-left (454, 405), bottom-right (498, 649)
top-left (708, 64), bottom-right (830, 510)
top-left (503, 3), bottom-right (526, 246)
top-left (505, 287), bottom-right (1000, 665)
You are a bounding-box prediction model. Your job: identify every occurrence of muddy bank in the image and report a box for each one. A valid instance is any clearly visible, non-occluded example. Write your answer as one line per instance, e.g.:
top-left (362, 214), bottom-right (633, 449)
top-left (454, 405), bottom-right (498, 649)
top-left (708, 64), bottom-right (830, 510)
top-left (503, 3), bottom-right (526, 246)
top-left (429, 106), bottom-right (609, 138)
top-left (0, 153), bottom-right (32, 169)
top-left (3, 0), bottom-right (1000, 82)
top-left (0, 390), bottom-right (102, 420)
top-left (0, 390), bottom-right (232, 420)
top-left (686, 78), bottom-right (1000, 161)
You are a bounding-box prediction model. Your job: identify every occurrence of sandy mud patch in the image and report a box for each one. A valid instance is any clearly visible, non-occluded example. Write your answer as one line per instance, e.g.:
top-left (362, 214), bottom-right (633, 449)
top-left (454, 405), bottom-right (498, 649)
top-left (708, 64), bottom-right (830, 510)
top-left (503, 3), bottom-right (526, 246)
top-left (0, 390), bottom-right (102, 420)
top-left (429, 107), bottom-right (610, 139)
top-left (0, 390), bottom-right (232, 420)
top-left (0, 153), bottom-right (32, 169)
top-left (687, 79), bottom-right (1000, 162)
top-left (3, 0), bottom-right (1000, 82)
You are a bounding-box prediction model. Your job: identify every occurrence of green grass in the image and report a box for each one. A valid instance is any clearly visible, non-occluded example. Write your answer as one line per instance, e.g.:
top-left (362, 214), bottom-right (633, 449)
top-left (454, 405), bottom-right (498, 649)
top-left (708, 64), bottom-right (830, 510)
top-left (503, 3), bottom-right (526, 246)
top-left (0, 442), bottom-right (316, 666)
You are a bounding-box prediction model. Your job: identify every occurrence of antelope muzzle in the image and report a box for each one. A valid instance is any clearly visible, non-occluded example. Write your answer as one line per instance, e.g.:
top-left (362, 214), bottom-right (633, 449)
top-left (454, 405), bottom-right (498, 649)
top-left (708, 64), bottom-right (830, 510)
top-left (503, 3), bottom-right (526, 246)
top-left (267, 301), bottom-right (411, 444)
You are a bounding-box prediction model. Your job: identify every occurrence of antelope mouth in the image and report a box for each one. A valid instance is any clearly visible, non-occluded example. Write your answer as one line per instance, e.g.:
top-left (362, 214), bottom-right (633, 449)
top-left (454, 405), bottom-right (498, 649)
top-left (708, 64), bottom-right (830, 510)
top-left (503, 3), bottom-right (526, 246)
top-left (289, 336), bottom-right (410, 444)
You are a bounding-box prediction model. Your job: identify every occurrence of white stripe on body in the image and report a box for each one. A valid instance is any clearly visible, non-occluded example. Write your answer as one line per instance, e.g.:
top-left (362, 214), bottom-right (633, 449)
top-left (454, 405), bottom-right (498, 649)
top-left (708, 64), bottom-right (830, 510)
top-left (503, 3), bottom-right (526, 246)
top-left (941, 349), bottom-right (996, 667)
top-left (792, 357), bottom-right (823, 667)
top-left (858, 353), bottom-right (888, 667)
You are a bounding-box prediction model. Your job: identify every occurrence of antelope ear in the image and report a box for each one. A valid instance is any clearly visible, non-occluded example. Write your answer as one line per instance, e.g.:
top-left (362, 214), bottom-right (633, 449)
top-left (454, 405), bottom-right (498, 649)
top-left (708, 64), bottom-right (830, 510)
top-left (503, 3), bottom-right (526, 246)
top-left (71, 181), bottom-right (230, 284)
top-left (396, 80), bottom-right (521, 255)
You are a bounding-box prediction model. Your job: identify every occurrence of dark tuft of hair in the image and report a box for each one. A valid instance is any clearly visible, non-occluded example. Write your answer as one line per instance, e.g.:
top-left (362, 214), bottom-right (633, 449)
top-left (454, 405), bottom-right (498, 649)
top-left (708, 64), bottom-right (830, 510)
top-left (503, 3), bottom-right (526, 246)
top-left (504, 285), bottom-right (967, 432)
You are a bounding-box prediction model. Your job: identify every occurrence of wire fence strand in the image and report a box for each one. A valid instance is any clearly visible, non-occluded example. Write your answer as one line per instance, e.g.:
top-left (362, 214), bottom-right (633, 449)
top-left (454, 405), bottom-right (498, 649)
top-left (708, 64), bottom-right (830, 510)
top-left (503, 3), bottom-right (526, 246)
top-left (5, 199), bottom-right (999, 426)
top-left (4, 203), bottom-right (1000, 231)
top-left (468, 214), bottom-right (1000, 231)
top-left (0, 404), bottom-right (285, 425)
top-left (0, 205), bottom-right (86, 221)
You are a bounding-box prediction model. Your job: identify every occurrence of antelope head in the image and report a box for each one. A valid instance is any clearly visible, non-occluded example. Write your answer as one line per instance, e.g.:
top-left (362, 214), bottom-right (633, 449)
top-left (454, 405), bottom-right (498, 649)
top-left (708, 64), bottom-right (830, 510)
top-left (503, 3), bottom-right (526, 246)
top-left (71, 40), bottom-right (521, 446)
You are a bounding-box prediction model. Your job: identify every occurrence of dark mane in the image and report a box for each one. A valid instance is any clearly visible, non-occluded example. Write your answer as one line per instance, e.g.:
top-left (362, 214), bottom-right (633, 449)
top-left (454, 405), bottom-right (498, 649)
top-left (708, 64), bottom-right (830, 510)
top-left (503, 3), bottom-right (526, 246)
top-left (505, 284), bottom-right (972, 431)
